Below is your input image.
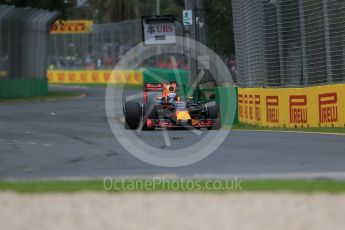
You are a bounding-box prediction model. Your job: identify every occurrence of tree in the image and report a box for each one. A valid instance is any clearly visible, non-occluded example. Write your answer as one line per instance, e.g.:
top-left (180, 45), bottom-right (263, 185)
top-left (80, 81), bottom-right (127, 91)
top-left (0, 0), bottom-right (73, 19)
top-left (204, 0), bottom-right (235, 57)
top-left (81, 0), bottom-right (183, 23)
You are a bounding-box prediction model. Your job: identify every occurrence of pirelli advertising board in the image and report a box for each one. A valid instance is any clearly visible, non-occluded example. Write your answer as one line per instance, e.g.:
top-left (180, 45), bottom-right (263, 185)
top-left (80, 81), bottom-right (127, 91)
top-left (51, 20), bottom-right (93, 34)
top-left (238, 84), bottom-right (345, 128)
top-left (47, 70), bottom-right (142, 85)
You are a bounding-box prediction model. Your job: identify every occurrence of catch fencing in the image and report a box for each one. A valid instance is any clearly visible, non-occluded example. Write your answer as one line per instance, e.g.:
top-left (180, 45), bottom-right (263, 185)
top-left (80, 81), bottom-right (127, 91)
top-left (232, 0), bottom-right (345, 88)
top-left (0, 4), bottom-right (59, 79)
top-left (0, 4), bottom-right (59, 98)
top-left (48, 19), bottom-right (186, 71)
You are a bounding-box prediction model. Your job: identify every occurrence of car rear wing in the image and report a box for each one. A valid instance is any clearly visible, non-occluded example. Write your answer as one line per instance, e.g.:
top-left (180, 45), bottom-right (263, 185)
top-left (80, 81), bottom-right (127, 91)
top-left (144, 82), bottom-right (177, 91)
top-left (143, 82), bottom-right (177, 102)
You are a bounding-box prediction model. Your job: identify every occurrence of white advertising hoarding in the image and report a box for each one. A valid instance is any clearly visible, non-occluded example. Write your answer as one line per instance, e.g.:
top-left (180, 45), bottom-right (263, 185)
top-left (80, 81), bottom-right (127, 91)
top-left (143, 20), bottom-right (176, 45)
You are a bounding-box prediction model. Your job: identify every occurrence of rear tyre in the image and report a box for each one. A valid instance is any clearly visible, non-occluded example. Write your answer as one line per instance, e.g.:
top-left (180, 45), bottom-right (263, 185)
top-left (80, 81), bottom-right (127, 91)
top-left (206, 104), bottom-right (221, 130)
top-left (142, 102), bottom-right (158, 131)
top-left (123, 101), bottom-right (141, 130)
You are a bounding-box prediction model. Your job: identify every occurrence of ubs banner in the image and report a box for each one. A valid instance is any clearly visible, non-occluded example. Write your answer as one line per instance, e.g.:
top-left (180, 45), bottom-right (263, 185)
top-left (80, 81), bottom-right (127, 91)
top-left (238, 84), bottom-right (345, 128)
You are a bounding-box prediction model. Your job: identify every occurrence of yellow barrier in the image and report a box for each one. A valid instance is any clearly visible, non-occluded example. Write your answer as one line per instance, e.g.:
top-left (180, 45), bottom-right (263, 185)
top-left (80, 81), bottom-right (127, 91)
top-left (47, 70), bottom-right (142, 85)
top-left (238, 84), bottom-right (345, 128)
top-left (51, 20), bottom-right (93, 34)
top-left (0, 71), bottom-right (7, 78)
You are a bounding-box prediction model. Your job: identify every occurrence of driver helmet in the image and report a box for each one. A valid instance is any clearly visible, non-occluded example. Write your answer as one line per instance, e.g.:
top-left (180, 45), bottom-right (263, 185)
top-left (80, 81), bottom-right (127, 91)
top-left (167, 92), bottom-right (177, 102)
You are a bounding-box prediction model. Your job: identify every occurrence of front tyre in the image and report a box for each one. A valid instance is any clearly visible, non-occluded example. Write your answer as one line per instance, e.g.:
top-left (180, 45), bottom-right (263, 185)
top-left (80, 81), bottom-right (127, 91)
top-left (123, 101), bottom-right (141, 130)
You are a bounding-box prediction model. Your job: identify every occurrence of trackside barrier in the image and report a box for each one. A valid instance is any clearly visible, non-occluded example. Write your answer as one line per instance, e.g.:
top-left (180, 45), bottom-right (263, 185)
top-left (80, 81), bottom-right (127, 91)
top-left (47, 70), bottom-right (142, 84)
top-left (0, 71), bottom-right (7, 77)
top-left (0, 78), bottom-right (48, 98)
top-left (238, 84), bottom-right (345, 128)
top-left (216, 86), bottom-right (238, 127)
top-left (0, 5), bottom-right (59, 99)
top-left (47, 69), bottom-right (190, 85)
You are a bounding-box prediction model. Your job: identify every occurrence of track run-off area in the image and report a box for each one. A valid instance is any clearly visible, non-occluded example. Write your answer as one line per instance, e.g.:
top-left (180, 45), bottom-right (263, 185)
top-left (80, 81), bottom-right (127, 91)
top-left (1, 85), bottom-right (345, 180)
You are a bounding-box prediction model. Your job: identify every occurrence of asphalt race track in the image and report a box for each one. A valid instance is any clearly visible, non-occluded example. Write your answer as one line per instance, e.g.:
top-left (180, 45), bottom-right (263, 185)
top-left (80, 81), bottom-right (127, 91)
top-left (1, 85), bottom-right (345, 179)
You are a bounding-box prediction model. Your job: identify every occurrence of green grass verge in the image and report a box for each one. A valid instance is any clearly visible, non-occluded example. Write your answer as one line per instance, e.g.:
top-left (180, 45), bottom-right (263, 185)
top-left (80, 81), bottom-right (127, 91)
top-left (233, 122), bottom-right (345, 134)
top-left (0, 179), bottom-right (345, 193)
top-left (0, 91), bottom-right (84, 104)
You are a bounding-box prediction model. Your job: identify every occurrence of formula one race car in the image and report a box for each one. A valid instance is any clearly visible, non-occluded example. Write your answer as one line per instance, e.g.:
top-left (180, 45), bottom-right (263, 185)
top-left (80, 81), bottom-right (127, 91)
top-left (123, 83), bottom-right (221, 130)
